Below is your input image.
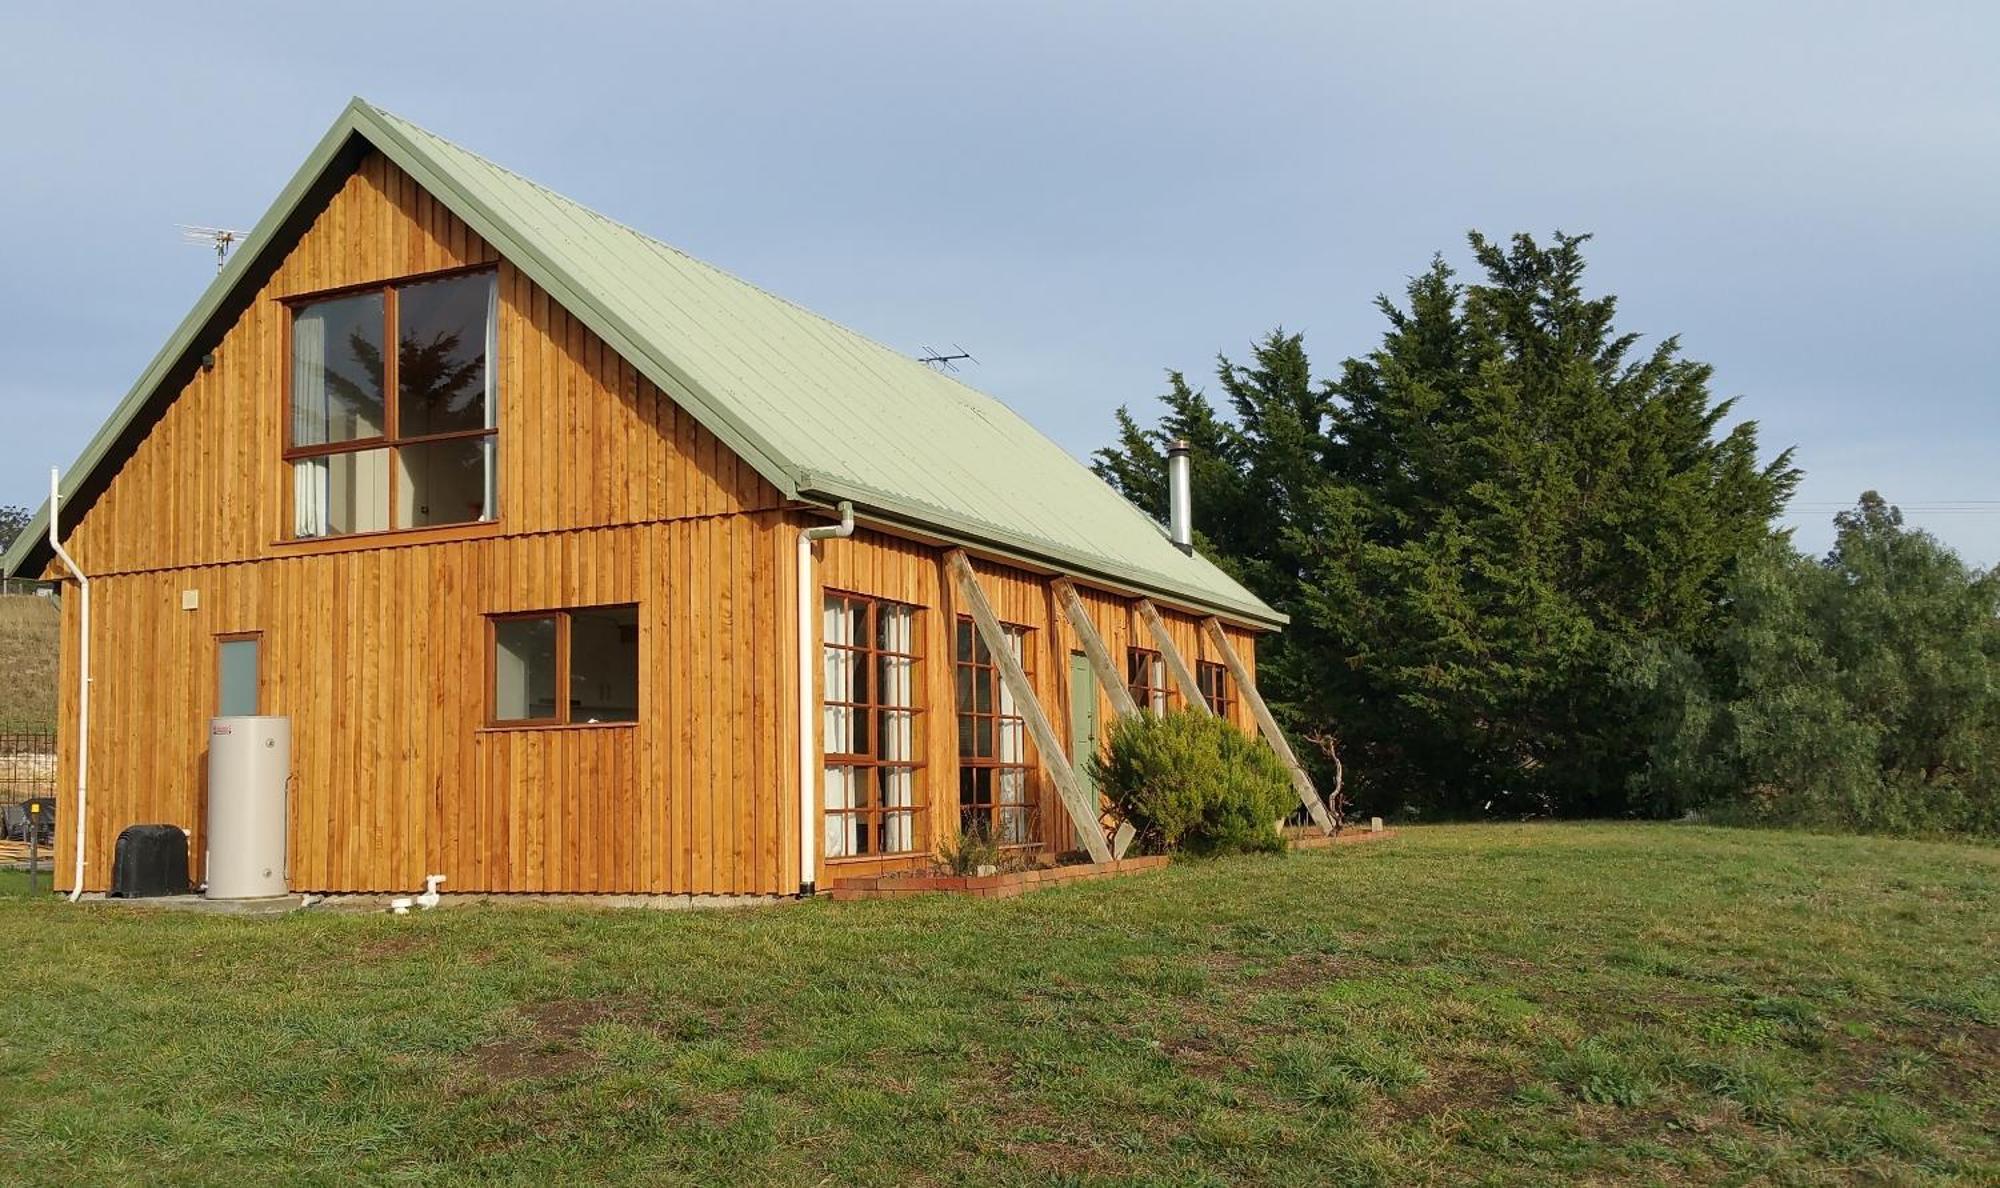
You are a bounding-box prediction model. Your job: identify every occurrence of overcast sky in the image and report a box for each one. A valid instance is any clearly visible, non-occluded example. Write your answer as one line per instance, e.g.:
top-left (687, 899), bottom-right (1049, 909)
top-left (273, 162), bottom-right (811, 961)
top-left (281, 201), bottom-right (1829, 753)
top-left (2, 1), bottom-right (1994, 560)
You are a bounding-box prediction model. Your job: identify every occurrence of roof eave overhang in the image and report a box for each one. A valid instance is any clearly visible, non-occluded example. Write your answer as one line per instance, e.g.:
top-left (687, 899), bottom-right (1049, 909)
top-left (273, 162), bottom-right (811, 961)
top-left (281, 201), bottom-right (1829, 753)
top-left (795, 476), bottom-right (1288, 631)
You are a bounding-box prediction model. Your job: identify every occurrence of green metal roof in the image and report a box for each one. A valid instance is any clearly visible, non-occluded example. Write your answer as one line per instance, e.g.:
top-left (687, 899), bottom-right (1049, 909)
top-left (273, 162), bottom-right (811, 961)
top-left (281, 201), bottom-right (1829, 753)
top-left (4, 99), bottom-right (1283, 628)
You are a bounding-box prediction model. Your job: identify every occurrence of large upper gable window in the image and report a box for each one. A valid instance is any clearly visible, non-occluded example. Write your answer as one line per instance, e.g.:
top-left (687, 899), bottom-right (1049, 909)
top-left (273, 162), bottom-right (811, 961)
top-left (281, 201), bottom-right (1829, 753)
top-left (287, 269), bottom-right (498, 538)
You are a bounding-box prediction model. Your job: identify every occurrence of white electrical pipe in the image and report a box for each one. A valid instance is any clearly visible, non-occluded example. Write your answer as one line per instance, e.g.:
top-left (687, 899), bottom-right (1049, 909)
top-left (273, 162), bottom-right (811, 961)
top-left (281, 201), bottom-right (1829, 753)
top-left (795, 500), bottom-right (854, 895)
top-left (46, 468), bottom-right (90, 903)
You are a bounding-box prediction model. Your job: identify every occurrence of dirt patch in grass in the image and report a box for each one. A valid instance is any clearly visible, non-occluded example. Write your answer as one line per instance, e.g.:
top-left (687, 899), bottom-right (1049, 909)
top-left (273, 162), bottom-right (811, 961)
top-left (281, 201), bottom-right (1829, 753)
top-left (1828, 1017), bottom-right (2000, 1102)
top-left (988, 1100), bottom-right (1126, 1178)
top-left (1373, 1062), bottom-right (1521, 1125)
top-left (1250, 951), bottom-right (1352, 990)
top-left (998, 1134), bottom-right (1108, 1179)
top-left (466, 995), bottom-right (648, 1085)
top-left (1198, 946), bottom-right (1368, 991)
top-left (354, 933), bottom-right (430, 960)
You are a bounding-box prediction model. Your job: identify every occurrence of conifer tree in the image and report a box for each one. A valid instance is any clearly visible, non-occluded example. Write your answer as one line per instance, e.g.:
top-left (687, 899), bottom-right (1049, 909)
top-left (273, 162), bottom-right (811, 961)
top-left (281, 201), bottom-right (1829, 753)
top-left (1094, 232), bottom-right (1799, 816)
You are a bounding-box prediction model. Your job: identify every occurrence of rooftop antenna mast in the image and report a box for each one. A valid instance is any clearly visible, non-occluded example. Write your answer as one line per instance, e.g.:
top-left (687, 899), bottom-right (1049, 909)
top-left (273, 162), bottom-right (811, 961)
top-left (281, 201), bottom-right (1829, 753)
top-left (179, 224), bottom-right (249, 271)
top-left (917, 344), bottom-right (975, 372)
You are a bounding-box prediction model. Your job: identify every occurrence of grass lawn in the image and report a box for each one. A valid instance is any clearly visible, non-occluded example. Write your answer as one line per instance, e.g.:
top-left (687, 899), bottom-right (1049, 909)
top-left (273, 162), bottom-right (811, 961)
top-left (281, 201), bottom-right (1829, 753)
top-left (0, 593), bottom-right (58, 729)
top-left (0, 823), bottom-right (1993, 1185)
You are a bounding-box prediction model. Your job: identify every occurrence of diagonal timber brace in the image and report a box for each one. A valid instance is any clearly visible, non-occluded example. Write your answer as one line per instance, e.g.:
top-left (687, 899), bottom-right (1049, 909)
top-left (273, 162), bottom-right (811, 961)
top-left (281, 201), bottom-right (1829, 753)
top-left (1053, 577), bottom-right (1139, 856)
top-left (1201, 616), bottom-right (1337, 834)
top-left (948, 552), bottom-right (1114, 863)
top-left (1136, 599), bottom-right (1211, 714)
top-left (1054, 577), bottom-right (1139, 719)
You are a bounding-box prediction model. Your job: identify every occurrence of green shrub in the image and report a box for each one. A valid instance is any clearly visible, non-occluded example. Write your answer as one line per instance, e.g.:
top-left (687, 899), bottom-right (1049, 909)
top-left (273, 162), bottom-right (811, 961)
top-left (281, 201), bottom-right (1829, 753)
top-left (1091, 709), bottom-right (1294, 855)
top-left (1630, 501), bottom-right (2000, 839)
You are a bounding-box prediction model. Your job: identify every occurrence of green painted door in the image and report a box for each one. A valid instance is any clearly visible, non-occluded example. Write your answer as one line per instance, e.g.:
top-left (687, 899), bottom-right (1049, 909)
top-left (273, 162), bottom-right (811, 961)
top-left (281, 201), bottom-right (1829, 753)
top-left (1069, 651), bottom-right (1100, 796)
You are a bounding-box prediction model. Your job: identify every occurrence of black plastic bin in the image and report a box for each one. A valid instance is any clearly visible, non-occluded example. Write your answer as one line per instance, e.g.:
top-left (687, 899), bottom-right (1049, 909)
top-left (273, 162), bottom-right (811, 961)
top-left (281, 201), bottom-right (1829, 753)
top-left (110, 825), bottom-right (191, 898)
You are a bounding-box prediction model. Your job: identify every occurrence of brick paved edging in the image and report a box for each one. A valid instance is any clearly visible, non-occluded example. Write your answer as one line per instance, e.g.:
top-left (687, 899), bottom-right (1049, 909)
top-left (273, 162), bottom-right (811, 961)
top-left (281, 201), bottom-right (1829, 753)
top-left (1287, 827), bottom-right (1398, 851)
top-left (827, 855), bottom-right (1170, 901)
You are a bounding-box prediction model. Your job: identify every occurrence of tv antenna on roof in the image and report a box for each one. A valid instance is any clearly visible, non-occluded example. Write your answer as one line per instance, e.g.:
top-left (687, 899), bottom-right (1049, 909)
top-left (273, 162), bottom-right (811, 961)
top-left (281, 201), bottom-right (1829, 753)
top-left (179, 225), bottom-right (249, 270)
top-left (917, 344), bottom-right (975, 372)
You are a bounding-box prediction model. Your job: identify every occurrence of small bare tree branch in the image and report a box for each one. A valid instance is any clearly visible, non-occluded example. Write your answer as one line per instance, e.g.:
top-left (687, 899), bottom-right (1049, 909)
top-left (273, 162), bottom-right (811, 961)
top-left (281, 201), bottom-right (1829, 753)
top-left (1301, 729), bottom-right (1347, 831)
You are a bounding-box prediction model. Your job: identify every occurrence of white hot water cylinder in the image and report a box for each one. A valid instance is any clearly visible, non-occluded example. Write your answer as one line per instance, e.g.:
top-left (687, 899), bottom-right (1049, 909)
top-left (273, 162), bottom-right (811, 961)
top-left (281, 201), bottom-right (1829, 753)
top-left (205, 715), bottom-right (291, 898)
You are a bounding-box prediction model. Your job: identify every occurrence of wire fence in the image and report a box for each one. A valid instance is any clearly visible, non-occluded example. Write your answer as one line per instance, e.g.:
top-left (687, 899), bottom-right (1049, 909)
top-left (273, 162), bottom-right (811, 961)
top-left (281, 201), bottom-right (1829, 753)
top-left (2, 727), bottom-right (57, 845)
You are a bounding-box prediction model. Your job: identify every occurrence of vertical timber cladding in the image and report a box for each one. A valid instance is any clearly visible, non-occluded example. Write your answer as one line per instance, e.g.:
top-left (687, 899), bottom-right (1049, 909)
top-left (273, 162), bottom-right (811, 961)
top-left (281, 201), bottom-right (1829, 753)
top-left (47, 148), bottom-right (799, 895)
top-left (54, 517), bottom-right (801, 896)
top-left (810, 526), bottom-right (1263, 862)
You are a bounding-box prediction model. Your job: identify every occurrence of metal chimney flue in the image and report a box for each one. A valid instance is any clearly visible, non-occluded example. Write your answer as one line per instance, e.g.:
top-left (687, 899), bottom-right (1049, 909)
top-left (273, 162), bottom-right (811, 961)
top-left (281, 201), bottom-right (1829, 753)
top-left (1167, 438), bottom-right (1193, 554)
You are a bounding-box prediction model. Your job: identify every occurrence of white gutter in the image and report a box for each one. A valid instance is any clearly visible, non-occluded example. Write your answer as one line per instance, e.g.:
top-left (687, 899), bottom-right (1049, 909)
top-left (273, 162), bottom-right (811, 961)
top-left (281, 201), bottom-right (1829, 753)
top-left (795, 500), bottom-right (853, 895)
top-left (46, 469), bottom-right (90, 903)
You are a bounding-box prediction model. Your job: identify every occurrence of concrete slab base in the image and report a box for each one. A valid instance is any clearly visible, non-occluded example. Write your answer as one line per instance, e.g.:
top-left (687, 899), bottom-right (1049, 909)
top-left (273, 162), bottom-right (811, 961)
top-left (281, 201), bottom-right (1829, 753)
top-left (76, 893), bottom-right (297, 916)
top-left (70, 891), bottom-right (795, 916)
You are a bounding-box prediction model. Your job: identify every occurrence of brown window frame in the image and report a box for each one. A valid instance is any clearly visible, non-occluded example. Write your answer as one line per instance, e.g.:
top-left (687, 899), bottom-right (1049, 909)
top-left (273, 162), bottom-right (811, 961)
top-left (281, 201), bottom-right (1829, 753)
top-left (1197, 659), bottom-right (1234, 719)
top-left (955, 615), bottom-right (1040, 847)
top-left (1127, 646), bottom-right (1174, 714)
top-left (282, 263), bottom-right (499, 540)
top-left (822, 592), bottom-right (928, 861)
top-left (484, 604), bottom-right (639, 730)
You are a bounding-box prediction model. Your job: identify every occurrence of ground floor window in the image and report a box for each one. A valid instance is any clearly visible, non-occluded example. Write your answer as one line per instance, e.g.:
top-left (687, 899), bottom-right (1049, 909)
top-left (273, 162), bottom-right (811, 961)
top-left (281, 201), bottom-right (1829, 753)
top-left (823, 593), bottom-right (924, 859)
top-left (1198, 660), bottom-right (1234, 718)
top-left (956, 616), bottom-right (1037, 845)
top-left (489, 605), bottom-right (639, 725)
top-left (1128, 646), bottom-right (1173, 713)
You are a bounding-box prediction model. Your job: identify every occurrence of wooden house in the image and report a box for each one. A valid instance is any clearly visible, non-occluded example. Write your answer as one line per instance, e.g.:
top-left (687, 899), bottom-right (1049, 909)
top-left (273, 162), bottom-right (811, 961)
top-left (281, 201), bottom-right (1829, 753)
top-left (2, 100), bottom-right (1330, 898)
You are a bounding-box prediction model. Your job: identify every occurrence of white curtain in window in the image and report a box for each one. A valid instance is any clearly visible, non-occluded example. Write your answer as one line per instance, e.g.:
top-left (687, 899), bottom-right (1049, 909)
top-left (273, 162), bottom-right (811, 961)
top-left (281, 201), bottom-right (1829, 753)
top-left (998, 773), bottom-right (1028, 842)
top-left (998, 627), bottom-right (1030, 843)
top-left (998, 627), bottom-right (1025, 765)
top-left (879, 605), bottom-right (916, 853)
top-left (822, 599), bottom-right (854, 754)
top-left (291, 311), bottom-right (330, 536)
top-left (480, 274), bottom-right (499, 520)
top-left (823, 764), bottom-right (853, 858)
top-left (822, 598), bottom-right (857, 859)
top-left (879, 606), bottom-right (915, 762)
top-left (881, 771), bottom-right (914, 852)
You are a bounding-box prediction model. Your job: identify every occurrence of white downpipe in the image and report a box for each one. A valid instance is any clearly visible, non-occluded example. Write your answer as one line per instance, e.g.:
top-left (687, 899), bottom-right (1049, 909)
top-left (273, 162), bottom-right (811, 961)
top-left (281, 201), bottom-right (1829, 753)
top-left (46, 469), bottom-right (90, 903)
top-left (796, 501), bottom-right (854, 895)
